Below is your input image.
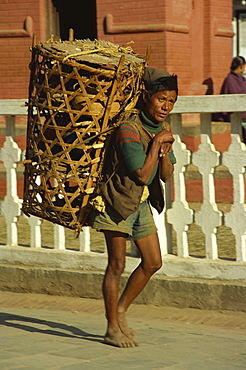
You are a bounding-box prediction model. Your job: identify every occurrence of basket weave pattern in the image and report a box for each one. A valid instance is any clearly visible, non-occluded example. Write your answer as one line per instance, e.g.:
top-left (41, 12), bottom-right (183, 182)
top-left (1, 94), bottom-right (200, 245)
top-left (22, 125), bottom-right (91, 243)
top-left (22, 39), bottom-right (145, 234)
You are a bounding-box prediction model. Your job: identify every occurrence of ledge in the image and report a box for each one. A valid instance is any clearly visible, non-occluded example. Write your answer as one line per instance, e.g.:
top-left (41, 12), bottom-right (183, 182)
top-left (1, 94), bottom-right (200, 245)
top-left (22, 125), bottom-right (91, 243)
top-left (0, 16), bottom-right (33, 38)
top-left (215, 28), bottom-right (235, 38)
top-left (171, 94), bottom-right (246, 114)
top-left (104, 13), bottom-right (189, 34)
top-left (0, 264), bottom-right (246, 311)
top-left (213, 19), bottom-right (234, 38)
top-left (0, 245), bottom-right (246, 282)
top-left (0, 99), bottom-right (27, 115)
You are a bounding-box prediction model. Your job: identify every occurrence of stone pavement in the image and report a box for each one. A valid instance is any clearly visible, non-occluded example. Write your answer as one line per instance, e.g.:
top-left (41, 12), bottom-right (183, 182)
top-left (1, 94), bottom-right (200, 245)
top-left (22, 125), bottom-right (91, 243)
top-left (0, 291), bottom-right (246, 369)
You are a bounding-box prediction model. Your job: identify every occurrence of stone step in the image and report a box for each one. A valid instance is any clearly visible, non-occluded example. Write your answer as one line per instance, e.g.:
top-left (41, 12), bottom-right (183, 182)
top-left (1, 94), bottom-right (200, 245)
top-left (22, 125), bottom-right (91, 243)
top-left (0, 264), bottom-right (246, 312)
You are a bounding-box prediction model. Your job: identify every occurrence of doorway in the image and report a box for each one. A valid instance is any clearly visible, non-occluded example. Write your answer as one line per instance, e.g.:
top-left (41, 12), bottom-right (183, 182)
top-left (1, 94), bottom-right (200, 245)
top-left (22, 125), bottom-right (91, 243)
top-left (52, 0), bottom-right (97, 41)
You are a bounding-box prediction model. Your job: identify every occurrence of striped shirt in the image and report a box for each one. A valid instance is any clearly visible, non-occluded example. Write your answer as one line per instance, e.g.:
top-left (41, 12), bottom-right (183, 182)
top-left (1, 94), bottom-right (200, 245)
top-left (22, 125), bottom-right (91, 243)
top-left (116, 122), bottom-right (158, 185)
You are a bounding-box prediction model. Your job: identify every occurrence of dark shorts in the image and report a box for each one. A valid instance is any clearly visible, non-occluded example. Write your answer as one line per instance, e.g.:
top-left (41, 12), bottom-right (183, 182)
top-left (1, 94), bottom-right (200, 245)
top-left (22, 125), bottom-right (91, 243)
top-left (92, 200), bottom-right (157, 240)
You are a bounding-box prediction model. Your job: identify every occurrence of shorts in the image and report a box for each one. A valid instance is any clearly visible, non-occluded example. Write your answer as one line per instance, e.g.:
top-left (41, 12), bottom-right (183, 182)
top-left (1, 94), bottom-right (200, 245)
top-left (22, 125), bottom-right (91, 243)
top-left (92, 200), bottom-right (157, 240)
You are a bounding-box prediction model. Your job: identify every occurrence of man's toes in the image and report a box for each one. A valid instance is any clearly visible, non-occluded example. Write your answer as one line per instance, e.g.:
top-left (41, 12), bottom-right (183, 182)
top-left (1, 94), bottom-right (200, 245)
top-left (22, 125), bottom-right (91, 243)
top-left (104, 332), bottom-right (138, 348)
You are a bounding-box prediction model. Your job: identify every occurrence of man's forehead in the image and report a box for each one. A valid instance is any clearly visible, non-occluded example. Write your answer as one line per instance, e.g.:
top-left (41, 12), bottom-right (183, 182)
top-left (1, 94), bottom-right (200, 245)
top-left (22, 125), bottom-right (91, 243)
top-left (152, 90), bottom-right (177, 97)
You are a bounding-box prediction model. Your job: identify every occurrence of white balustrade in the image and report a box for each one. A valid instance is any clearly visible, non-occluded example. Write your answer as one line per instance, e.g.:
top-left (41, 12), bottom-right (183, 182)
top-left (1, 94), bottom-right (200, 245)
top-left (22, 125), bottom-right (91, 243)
top-left (1, 97), bottom-right (246, 279)
top-left (25, 214), bottom-right (42, 248)
top-left (79, 226), bottom-right (91, 252)
top-left (166, 113), bottom-right (193, 257)
top-left (0, 119), bottom-right (22, 247)
top-left (192, 115), bottom-right (222, 259)
top-left (54, 224), bottom-right (66, 250)
top-left (223, 134), bottom-right (246, 261)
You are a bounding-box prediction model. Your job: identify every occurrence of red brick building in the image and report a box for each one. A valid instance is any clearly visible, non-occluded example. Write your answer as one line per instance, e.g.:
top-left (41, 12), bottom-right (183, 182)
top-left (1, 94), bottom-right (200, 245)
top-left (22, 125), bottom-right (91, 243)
top-left (0, 0), bottom-right (236, 99)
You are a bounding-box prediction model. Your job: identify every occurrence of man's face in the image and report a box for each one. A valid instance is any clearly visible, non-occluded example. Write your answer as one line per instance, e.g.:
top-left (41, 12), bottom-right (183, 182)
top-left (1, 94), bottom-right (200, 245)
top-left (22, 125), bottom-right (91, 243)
top-left (143, 90), bottom-right (177, 123)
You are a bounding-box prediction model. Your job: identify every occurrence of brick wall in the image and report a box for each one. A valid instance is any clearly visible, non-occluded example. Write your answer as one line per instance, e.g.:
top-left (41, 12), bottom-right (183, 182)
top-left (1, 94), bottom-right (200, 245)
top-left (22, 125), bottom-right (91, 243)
top-left (0, 0), bottom-right (46, 99)
top-left (97, 0), bottom-right (233, 96)
top-left (203, 0), bottom-right (234, 95)
top-left (0, 0), bottom-right (234, 99)
top-left (97, 0), bottom-right (167, 67)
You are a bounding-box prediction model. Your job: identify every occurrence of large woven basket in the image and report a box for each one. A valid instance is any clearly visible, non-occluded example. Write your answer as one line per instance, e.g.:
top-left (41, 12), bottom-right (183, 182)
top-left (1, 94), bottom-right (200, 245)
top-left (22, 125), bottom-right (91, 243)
top-left (22, 37), bottom-right (146, 236)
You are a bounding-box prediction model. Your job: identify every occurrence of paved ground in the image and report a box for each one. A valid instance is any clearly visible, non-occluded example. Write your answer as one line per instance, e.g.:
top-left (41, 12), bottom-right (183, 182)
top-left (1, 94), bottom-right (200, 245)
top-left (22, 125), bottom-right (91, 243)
top-left (0, 291), bottom-right (246, 369)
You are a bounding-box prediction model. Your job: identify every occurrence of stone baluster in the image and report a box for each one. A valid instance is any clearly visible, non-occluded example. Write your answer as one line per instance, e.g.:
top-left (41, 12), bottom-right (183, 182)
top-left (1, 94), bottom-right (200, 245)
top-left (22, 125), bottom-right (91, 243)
top-left (54, 224), bottom-right (66, 250)
top-left (0, 116), bottom-right (22, 246)
top-left (79, 226), bottom-right (91, 252)
top-left (25, 214), bottom-right (42, 248)
top-left (222, 131), bottom-right (246, 262)
top-left (23, 170), bottom-right (43, 248)
top-left (167, 114), bottom-right (193, 257)
top-left (192, 113), bottom-right (222, 259)
top-left (53, 177), bottom-right (66, 250)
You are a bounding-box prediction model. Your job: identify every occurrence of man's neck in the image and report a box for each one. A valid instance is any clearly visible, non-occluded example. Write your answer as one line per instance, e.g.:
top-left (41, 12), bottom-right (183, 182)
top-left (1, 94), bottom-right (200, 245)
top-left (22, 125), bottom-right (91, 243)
top-left (140, 111), bottom-right (163, 134)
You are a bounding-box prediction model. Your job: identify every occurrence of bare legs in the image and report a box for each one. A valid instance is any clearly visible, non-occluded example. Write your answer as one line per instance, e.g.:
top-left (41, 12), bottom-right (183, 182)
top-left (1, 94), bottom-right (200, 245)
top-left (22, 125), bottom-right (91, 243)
top-left (102, 230), bottom-right (162, 348)
top-left (102, 231), bottom-right (132, 347)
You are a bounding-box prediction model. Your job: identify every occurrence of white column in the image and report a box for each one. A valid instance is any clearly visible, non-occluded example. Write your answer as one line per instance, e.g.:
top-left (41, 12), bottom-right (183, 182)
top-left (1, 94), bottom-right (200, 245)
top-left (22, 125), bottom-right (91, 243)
top-left (0, 116), bottom-right (22, 246)
top-left (223, 134), bottom-right (246, 261)
top-left (166, 134), bottom-right (193, 257)
top-left (192, 133), bottom-right (222, 259)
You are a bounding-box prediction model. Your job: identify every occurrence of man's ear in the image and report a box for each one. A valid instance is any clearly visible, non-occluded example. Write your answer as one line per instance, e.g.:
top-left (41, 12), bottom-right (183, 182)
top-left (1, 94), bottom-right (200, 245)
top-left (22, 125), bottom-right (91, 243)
top-left (143, 90), bottom-right (149, 103)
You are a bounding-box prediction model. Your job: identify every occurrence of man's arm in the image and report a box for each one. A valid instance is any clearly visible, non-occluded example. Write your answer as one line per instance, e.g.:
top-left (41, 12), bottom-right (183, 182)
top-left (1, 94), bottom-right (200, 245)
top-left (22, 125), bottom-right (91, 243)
top-left (117, 123), bottom-right (175, 185)
top-left (160, 154), bottom-right (174, 182)
top-left (134, 130), bottom-right (174, 184)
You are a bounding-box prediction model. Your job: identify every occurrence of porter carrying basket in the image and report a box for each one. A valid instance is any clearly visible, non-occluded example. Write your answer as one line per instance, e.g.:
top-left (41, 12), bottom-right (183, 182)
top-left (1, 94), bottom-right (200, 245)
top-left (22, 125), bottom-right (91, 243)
top-left (22, 37), bottom-right (146, 236)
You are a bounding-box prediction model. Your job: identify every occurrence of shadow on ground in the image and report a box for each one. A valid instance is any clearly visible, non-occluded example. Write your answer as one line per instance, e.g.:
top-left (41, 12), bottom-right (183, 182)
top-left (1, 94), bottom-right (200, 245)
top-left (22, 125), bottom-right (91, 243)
top-left (0, 312), bottom-right (103, 344)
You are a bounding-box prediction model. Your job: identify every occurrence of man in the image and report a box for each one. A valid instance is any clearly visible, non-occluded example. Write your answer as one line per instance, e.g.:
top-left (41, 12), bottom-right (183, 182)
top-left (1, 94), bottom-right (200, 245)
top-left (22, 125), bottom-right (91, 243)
top-left (92, 67), bottom-right (178, 347)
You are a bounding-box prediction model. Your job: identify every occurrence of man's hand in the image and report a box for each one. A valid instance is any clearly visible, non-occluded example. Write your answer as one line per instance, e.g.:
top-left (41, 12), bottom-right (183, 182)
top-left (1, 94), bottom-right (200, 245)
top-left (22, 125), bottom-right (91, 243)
top-left (159, 142), bottom-right (173, 156)
top-left (152, 129), bottom-right (175, 157)
top-left (134, 129), bottom-right (174, 185)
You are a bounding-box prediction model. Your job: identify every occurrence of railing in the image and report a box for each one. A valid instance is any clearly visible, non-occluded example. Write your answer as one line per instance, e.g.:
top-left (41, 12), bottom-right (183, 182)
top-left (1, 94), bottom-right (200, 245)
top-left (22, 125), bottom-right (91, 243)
top-left (1, 97), bottom-right (246, 282)
top-left (170, 95), bottom-right (246, 262)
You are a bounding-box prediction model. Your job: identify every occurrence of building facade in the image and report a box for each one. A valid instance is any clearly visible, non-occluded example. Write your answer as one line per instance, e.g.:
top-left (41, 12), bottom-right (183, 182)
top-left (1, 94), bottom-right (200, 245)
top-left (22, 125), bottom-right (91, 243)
top-left (0, 0), bottom-right (237, 99)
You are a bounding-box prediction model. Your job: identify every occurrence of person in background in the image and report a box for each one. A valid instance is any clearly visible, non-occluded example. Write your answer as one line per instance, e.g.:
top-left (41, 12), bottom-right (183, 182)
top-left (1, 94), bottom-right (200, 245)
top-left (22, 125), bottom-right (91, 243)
top-left (219, 56), bottom-right (246, 142)
top-left (91, 68), bottom-right (178, 348)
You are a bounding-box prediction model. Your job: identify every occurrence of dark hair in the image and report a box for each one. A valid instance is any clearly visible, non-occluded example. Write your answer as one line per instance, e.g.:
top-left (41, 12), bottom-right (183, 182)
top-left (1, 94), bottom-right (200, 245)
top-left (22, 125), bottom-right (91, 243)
top-left (147, 75), bottom-right (178, 99)
top-left (230, 56), bottom-right (246, 71)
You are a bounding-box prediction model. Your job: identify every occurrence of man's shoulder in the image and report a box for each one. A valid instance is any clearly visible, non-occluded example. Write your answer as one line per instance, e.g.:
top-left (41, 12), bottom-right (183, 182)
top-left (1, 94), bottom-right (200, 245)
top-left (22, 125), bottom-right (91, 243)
top-left (117, 114), bottom-right (143, 133)
top-left (120, 113), bottom-right (142, 127)
top-left (116, 116), bottom-right (142, 144)
top-left (121, 113), bottom-right (153, 144)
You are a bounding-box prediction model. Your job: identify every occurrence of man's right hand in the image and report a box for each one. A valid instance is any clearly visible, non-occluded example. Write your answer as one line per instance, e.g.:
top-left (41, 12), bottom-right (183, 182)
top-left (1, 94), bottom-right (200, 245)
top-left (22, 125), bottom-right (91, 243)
top-left (152, 129), bottom-right (175, 156)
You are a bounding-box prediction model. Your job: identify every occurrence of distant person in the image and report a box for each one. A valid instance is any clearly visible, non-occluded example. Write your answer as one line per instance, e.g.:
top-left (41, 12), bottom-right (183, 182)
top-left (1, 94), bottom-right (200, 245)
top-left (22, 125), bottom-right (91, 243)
top-left (221, 56), bottom-right (246, 96)
top-left (219, 56), bottom-right (246, 142)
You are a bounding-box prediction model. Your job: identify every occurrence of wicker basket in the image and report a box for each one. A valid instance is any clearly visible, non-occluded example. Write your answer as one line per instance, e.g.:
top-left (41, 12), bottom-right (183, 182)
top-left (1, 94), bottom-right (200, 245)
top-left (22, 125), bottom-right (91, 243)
top-left (22, 37), bottom-right (146, 236)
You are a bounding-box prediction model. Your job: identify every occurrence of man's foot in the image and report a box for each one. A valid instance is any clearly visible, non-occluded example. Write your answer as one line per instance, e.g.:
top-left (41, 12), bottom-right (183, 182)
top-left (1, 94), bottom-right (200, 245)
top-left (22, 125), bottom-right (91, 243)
top-left (104, 329), bottom-right (138, 348)
top-left (118, 311), bottom-right (135, 339)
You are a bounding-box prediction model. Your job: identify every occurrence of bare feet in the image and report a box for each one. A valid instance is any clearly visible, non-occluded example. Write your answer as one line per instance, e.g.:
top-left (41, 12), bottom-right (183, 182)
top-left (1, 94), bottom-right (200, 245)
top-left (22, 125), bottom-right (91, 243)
top-left (117, 311), bottom-right (135, 339)
top-left (104, 328), bottom-right (138, 348)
